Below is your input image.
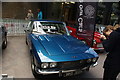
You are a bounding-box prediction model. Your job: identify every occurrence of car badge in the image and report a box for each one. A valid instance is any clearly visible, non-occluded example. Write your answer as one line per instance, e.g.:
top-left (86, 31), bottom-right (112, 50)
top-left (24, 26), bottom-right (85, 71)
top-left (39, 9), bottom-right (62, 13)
top-left (72, 56), bottom-right (78, 58)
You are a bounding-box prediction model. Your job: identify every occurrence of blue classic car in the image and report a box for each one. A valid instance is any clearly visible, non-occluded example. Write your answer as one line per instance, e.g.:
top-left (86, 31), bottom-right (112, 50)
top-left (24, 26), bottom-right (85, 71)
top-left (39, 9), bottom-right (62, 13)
top-left (25, 20), bottom-right (98, 78)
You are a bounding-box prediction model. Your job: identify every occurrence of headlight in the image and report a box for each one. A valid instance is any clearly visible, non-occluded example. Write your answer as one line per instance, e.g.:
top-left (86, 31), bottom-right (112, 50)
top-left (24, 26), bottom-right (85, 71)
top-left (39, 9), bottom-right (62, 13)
top-left (87, 59), bottom-right (92, 63)
top-left (93, 40), bottom-right (96, 44)
top-left (92, 58), bottom-right (97, 62)
top-left (41, 63), bottom-right (49, 68)
top-left (50, 62), bottom-right (57, 68)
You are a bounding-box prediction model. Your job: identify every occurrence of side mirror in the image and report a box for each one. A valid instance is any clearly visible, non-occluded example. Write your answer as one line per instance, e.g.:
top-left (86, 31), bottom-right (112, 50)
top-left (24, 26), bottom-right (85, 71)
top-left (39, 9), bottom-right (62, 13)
top-left (24, 29), bottom-right (31, 32)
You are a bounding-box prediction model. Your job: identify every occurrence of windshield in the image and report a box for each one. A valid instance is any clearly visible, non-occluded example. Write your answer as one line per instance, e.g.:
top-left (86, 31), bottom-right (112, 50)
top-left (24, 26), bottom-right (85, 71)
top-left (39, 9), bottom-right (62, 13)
top-left (38, 22), bottom-right (67, 35)
top-left (95, 25), bottom-right (105, 34)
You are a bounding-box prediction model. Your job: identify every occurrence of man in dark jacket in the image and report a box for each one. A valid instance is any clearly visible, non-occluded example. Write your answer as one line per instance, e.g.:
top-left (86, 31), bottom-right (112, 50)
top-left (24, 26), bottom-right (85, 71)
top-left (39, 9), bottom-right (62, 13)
top-left (101, 27), bottom-right (120, 80)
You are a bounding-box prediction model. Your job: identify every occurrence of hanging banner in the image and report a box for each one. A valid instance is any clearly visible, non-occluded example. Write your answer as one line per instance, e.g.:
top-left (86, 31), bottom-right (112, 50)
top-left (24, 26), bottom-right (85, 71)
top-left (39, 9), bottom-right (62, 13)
top-left (77, 2), bottom-right (97, 47)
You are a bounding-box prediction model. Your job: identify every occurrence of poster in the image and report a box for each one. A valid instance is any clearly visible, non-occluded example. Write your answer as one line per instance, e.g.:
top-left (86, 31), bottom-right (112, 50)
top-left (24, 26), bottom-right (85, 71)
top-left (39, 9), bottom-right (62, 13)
top-left (77, 2), bottom-right (97, 47)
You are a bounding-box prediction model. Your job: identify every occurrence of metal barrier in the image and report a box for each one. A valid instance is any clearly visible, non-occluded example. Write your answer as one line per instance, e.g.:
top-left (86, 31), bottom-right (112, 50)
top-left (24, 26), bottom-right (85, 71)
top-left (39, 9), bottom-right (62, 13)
top-left (2, 18), bottom-right (29, 36)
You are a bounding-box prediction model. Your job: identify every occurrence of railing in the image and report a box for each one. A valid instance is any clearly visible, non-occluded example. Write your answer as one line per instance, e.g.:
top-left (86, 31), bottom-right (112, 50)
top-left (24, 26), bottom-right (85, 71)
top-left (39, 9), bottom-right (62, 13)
top-left (2, 18), bottom-right (29, 36)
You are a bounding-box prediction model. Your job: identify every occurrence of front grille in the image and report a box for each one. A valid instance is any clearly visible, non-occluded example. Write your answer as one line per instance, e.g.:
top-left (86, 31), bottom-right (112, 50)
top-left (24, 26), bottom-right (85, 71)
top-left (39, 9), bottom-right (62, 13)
top-left (97, 44), bottom-right (103, 47)
top-left (58, 60), bottom-right (87, 70)
top-left (40, 60), bottom-right (92, 71)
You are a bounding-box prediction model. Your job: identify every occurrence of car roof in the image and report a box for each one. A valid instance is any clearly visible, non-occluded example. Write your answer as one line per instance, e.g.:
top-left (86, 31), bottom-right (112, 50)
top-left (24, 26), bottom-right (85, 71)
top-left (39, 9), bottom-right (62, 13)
top-left (31, 20), bottom-right (64, 23)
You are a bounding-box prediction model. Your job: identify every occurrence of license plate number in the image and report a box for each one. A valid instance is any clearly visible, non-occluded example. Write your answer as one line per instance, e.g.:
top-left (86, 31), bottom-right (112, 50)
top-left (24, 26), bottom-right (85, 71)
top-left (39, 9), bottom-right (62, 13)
top-left (64, 72), bottom-right (73, 77)
top-left (64, 70), bottom-right (82, 77)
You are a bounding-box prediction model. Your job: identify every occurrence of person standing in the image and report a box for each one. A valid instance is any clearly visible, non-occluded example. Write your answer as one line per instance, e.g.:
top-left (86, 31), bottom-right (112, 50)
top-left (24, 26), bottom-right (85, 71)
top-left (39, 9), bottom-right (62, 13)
top-left (26, 9), bottom-right (34, 20)
top-left (101, 26), bottom-right (120, 80)
top-left (37, 9), bottom-right (42, 20)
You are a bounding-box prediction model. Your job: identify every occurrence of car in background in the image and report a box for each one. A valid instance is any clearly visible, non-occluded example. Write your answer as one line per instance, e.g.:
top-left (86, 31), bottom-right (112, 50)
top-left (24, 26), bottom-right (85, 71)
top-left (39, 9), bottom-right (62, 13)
top-left (67, 25), bottom-right (104, 51)
top-left (0, 25), bottom-right (7, 49)
top-left (25, 20), bottom-right (99, 78)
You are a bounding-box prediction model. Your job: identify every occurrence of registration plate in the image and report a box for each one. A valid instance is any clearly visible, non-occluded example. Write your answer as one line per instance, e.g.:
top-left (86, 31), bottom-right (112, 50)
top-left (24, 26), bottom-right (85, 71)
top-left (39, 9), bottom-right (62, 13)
top-left (64, 72), bottom-right (73, 77)
top-left (63, 70), bottom-right (82, 77)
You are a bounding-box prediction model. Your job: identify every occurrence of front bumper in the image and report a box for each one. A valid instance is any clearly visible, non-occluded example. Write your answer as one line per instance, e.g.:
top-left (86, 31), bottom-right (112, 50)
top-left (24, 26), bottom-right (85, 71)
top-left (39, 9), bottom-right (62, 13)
top-left (33, 58), bottom-right (99, 77)
top-left (92, 43), bottom-right (104, 51)
top-left (35, 66), bottom-right (89, 77)
top-left (92, 47), bottom-right (104, 51)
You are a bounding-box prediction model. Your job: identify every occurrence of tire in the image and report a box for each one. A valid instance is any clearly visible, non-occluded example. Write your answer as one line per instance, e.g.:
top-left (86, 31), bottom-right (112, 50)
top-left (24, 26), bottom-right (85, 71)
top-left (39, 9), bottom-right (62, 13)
top-left (31, 54), bottom-right (43, 79)
top-left (31, 55), bottom-right (38, 78)
top-left (26, 37), bottom-right (28, 45)
top-left (2, 37), bottom-right (7, 49)
top-left (86, 66), bottom-right (90, 72)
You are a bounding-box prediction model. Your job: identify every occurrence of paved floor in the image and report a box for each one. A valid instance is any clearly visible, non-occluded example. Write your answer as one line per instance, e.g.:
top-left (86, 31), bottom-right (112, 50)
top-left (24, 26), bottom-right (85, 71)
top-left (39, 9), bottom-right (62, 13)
top-left (2, 36), bottom-right (34, 78)
top-left (2, 36), bottom-right (120, 80)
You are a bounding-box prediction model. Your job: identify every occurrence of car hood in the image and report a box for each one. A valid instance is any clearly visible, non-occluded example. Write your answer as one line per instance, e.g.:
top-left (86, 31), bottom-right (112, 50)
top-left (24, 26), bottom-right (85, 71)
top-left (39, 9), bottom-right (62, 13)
top-left (38, 35), bottom-right (89, 55)
top-left (31, 34), bottom-right (98, 62)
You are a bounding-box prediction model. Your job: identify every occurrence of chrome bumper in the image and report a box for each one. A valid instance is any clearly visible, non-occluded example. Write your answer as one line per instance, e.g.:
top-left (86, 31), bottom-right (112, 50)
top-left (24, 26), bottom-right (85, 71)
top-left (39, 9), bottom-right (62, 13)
top-left (37, 70), bottom-right (76, 74)
top-left (36, 67), bottom-right (89, 75)
top-left (92, 48), bottom-right (104, 50)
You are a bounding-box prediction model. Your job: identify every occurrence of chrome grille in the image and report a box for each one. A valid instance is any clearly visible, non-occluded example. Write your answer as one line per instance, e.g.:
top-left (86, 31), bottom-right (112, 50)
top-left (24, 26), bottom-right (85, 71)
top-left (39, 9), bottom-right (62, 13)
top-left (59, 60), bottom-right (86, 70)
top-left (97, 44), bottom-right (103, 47)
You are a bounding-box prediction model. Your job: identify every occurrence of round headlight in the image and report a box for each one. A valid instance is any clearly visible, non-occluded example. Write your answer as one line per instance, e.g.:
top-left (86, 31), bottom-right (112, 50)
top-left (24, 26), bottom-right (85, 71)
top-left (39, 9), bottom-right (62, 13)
top-left (87, 59), bottom-right (92, 63)
top-left (41, 63), bottom-right (49, 68)
top-left (93, 40), bottom-right (96, 44)
top-left (50, 62), bottom-right (57, 68)
top-left (92, 58), bottom-right (97, 62)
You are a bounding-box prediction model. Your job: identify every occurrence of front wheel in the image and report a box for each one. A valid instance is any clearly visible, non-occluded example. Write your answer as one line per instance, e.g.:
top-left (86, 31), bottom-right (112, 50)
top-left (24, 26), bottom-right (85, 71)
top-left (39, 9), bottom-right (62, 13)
top-left (2, 37), bottom-right (7, 49)
top-left (31, 55), bottom-right (38, 78)
top-left (86, 66), bottom-right (90, 71)
top-left (26, 37), bottom-right (28, 45)
top-left (31, 54), bottom-right (43, 79)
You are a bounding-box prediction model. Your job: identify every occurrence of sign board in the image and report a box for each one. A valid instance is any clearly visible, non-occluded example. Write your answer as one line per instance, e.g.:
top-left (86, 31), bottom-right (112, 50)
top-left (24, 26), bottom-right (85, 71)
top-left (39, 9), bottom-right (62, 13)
top-left (77, 2), bottom-right (97, 46)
